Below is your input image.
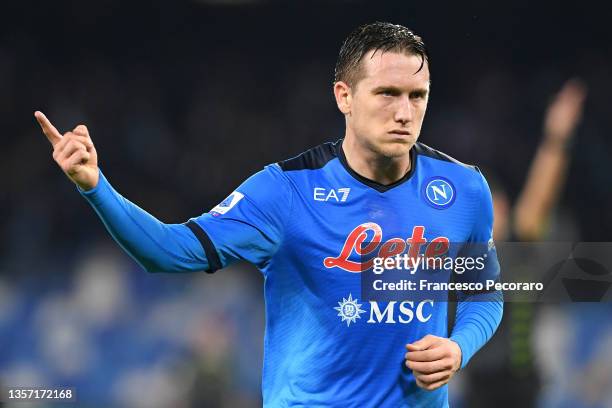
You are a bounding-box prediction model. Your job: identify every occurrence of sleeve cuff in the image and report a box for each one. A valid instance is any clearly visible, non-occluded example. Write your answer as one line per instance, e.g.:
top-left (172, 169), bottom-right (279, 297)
top-left (450, 332), bottom-right (472, 369)
top-left (77, 169), bottom-right (108, 205)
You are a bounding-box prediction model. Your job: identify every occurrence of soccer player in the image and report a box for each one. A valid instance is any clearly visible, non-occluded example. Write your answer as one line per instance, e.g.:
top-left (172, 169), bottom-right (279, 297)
top-left (36, 22), bottom-right (502, 407)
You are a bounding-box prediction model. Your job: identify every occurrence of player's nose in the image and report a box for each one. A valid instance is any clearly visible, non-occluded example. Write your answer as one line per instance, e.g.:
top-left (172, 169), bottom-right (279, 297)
top-left (394, 96), bottom-right (414, 124)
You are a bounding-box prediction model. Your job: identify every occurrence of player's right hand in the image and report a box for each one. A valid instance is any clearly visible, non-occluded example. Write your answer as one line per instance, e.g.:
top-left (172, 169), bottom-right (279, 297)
top-left (35, 111), bottom-right (100, 191)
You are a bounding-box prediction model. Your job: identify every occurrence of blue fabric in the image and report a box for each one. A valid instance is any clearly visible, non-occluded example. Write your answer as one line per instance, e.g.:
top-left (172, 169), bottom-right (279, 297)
top-left (79, 170), bottom-right (208, 273)
top-left (80, 142), bottom-right (503, 407)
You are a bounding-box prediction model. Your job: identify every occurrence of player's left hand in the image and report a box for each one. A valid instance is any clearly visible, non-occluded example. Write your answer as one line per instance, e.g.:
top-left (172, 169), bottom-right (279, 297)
top-left (405, 334), bottom-right (462, 391)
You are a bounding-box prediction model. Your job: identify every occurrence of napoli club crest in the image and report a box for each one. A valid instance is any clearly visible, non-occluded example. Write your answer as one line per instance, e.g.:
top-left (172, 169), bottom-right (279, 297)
top-left (423, 177), bottom-right (456, 209)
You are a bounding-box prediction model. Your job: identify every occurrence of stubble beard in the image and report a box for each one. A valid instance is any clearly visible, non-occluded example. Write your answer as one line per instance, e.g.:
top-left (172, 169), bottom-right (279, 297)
top-left (365, 136), bottom-right (415, 160)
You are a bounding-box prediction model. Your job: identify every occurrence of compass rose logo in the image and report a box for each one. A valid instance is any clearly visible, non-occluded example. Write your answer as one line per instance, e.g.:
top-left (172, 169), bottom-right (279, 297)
top-left (334, 293), bottom-right (366, 327)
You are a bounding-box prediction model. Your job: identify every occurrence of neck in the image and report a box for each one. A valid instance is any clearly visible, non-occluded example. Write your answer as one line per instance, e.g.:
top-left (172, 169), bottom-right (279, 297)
top-left (341, 136), bottom-right (412, 185)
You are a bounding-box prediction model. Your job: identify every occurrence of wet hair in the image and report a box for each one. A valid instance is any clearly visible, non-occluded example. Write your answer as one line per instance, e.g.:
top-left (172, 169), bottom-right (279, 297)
top-left (334, 22), bottom-right (429, 87)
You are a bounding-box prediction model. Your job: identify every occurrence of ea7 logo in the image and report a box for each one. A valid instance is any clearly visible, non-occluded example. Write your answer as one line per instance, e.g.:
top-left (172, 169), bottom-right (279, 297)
top-left (314, 187), bottom-right (350, 202)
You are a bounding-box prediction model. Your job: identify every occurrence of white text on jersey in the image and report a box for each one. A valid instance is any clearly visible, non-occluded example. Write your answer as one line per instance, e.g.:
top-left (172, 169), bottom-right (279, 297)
top-left (314, 187), bottom-right (350, 202)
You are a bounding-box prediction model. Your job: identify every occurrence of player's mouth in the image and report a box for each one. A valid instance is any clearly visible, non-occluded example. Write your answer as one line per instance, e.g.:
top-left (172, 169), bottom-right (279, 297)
top-left (388, 129), bottom-right (412, 137)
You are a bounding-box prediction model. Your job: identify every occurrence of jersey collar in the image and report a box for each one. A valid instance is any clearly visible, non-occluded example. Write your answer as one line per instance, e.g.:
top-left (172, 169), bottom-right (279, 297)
top-left (333, 138), bottom-right (418, 193)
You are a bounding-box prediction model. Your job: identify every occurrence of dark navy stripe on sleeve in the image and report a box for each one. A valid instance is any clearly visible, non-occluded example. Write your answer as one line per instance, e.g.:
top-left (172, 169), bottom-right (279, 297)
top-left (185, 220), bottom-right (222, 273)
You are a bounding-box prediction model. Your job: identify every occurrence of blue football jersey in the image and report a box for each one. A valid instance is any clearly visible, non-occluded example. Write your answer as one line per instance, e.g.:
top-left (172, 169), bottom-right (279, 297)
top-left (185, 139), bottom-right (501, 407)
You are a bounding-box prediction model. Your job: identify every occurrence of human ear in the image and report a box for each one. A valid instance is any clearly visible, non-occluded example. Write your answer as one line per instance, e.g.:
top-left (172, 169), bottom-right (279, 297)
top-left (333, 81), bottom-right (352, 115)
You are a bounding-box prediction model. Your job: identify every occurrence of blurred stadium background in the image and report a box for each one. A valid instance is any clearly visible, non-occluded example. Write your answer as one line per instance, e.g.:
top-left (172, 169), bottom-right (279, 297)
top-left (1, 1), bottom-right (611, 407)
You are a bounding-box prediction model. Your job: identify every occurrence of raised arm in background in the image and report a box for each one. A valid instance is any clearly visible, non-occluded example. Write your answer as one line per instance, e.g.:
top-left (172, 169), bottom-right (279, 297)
top-left (513, 79), bottom-right (587, 241)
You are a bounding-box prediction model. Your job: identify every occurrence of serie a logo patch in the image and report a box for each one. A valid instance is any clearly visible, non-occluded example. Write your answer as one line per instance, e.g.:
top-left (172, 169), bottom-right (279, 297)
top-left (422, 177), bottom-right (456, 209)
top-left (210, 191), bottom-right (244, 216)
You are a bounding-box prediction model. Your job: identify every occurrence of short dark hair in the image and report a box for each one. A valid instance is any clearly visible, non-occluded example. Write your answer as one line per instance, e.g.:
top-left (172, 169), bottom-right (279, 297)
top-left (334, 22), bottom-right (429, 87)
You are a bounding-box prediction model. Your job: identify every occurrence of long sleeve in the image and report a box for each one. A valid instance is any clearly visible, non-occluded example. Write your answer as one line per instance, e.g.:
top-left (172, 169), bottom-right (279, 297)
top-left (79, 170), bottom-right (210, 273)
top-left (450, 169), bottom-right (503, 368)
top-left (450, 292), bottom-right (503, 368)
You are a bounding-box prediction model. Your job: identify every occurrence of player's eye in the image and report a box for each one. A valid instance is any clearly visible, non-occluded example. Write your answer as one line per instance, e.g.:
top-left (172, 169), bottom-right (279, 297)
top-left (379, 89), bottom-right (399, 97)
top-left (410, 91), bottom-right (427, 100)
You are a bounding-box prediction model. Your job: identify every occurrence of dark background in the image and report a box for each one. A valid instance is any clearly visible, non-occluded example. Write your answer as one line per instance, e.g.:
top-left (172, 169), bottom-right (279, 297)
top-left (1, 1), bottom-right (611, 407)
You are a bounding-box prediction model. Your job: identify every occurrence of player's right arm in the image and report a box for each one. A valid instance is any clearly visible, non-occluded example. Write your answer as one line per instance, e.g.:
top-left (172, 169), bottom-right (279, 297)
top-left (35, 111), bottom-right (212, 273)
top-left (35, 111), bottom-right (290, 274)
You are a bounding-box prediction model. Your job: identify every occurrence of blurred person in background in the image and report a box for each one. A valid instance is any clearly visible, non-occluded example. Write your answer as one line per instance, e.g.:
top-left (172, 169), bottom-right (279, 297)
top-left (455, 79), bottom-right (589, 407)
top-left (35, 22), bottom-right (503, 407)
top-left (503, 78), bottom-right (587, 243)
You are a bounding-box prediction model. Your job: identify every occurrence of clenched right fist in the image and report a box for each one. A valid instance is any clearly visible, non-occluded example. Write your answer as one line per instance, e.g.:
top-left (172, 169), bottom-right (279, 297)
top-left (35, 111), bottom-right (99, 191)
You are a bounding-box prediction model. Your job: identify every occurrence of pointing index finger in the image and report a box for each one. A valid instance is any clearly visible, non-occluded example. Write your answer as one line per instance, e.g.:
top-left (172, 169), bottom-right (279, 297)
top-left (34, 111), bottom-right (62, 146)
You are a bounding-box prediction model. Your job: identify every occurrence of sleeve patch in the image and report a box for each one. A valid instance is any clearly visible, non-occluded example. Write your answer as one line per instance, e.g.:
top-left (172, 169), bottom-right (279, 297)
top-left (210, 191), bottom-right (244, 216)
